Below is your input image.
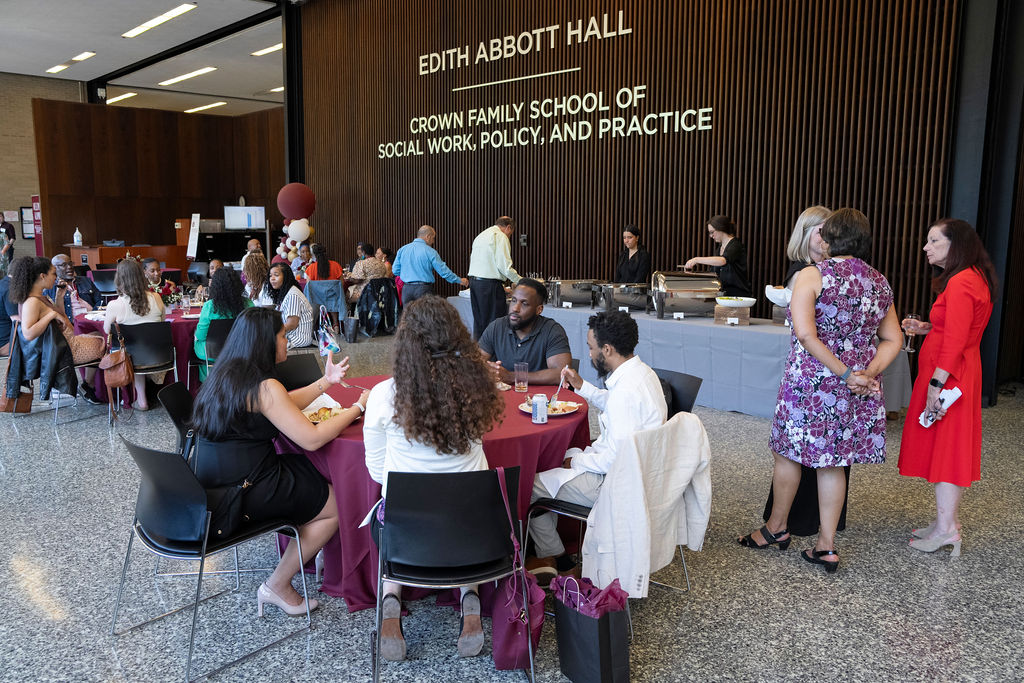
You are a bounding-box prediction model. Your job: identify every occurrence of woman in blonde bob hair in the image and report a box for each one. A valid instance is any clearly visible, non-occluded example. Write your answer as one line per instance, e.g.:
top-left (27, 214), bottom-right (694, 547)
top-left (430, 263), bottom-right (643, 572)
top-left (783, 205), bottom-right (833, 288)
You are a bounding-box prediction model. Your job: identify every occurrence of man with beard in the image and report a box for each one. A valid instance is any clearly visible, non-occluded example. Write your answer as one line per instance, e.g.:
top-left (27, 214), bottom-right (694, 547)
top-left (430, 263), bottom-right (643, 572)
top-left (478, 278), bottom-right (571, 386)
top-left (526, 310), bottom-right (667, 582)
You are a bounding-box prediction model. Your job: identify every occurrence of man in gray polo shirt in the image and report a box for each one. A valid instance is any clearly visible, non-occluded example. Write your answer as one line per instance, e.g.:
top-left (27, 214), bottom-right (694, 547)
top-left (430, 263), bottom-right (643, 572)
top-left (478, 278), bottom-right (572, 386)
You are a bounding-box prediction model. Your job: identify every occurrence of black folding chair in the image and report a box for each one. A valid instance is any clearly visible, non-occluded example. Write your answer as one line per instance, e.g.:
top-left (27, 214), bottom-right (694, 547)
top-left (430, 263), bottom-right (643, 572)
top-left (111, 436), bottom-right (312, 682)
top-left (372, 468), bottom-right (534, 683)
top-left (187, 318), bottom-right (235, 389)
top-left (274, 353), bottom-right (322, 391)
top-left (109, 322), bottom-right (177, 421)
top-left (73, 265), bottom-right (91, 277)
top-left (91, 270), bottom-right (118, 302)
top-left (157, 382), bottom-right (194, 457)
top-left (654, 368), bottom-right (703, 415)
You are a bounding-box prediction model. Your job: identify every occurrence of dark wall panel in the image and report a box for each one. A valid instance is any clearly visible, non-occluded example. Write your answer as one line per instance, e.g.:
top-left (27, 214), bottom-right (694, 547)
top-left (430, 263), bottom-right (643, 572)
top-left (33, 100), bottom-right (285, 255)
top-left (302, 0), bottom-right (961, 313)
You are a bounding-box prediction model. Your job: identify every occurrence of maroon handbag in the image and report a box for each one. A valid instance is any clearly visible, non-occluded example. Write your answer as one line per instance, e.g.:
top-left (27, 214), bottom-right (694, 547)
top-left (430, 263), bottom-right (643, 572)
top-left (490, 467), bottom-right (545, 671)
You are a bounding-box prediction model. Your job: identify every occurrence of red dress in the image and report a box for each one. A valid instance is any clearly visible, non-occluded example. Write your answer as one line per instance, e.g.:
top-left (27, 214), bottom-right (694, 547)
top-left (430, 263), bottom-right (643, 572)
top-left (898, 268), bottom-right (992, 487)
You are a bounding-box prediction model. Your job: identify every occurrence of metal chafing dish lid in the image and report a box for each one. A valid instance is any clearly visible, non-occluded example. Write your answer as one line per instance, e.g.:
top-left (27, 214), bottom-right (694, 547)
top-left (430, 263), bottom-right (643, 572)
top-left (650, 270), bottom-right (722, 293)
top-left (548, 278), bottom-right (608, 289)
top-left (601, 282), bottom-right (649, 294)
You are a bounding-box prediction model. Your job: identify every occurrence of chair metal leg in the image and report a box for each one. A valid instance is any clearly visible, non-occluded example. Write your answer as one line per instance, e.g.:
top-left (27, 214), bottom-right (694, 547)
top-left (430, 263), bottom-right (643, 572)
top-left (110, 527), bottom-right (136, 635)
top-left (184, 546), bottom-right (208, 683)
top-left (233, 547), bottom-right (240, 590)
top-left (372, 544), bottom-right (384, 683)
top-left (649, 545), bottom-right (691, 593)
top-left (626, 598), bottom-right (633, 641)
top-left (517, 521), bottom-right (536, 683)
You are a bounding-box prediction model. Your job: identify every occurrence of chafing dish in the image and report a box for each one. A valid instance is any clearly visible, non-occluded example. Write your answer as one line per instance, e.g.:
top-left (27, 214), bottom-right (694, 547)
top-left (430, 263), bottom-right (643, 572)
top-left (649, 271), bottom-right (722, 318)
top-left (597, 282), bottom-right (650, 311)
top-left (547, 279), bottom-right (607, 307)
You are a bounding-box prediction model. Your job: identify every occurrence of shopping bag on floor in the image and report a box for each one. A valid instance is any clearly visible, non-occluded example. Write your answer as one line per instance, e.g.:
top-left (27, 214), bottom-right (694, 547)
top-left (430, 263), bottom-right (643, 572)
top-left (317, 305), bottom-right (340, 357)
top-left (554, 576), bottom-right (630, 683)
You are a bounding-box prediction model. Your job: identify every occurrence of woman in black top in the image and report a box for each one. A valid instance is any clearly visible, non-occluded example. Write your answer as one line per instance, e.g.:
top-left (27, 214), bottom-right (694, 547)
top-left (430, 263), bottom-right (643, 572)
top-left (613, 224), bottom-right (652, 283)
top-left (191, 307), bottom-right (369, 617)
top-left (684, 215), bottom-right (752, 297)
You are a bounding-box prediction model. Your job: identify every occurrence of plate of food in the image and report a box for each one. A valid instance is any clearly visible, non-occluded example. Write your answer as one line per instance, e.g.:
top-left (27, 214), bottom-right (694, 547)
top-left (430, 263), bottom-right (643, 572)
top-left (764, 285), bottom-right (791, 307)
top-left (84, 312), bottom-right (106, 321)
top-left (180, 313), bottom-right (202, 319)
top-left (716, 296), bottom-right (757, 308)
top-left (518, 400), bottom-right (581, 416)
top-left (303, 406), bottom-right (344, 424)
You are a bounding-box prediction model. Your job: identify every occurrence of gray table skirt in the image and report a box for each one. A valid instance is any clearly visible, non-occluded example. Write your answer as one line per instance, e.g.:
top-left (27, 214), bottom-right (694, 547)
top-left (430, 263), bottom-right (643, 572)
top-left (448, 294), bottom-right (911, 419)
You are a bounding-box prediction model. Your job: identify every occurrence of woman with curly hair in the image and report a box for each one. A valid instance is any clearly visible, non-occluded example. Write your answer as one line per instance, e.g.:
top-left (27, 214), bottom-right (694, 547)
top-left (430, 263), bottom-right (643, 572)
top-left (193, 267), bottom-right (253, 382)
top-left (104, 259), bottom-right (165, 410)
top-left (362, 295), bottom-right (505, 662)
top-left (243, 252), bottom-right (273, 306)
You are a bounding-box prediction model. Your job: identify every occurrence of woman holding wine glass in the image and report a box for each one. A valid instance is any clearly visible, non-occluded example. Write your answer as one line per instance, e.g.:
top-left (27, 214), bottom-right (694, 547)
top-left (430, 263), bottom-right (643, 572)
top-left (902, 313), bottom-right (921, 352)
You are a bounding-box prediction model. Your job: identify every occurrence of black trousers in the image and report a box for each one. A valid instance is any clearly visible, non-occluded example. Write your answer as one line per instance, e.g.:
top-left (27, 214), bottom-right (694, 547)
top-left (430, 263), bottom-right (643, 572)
top-left (469, 277), bottom-right (506, 339)
top-left (401, 282), bottom-right (433, 307)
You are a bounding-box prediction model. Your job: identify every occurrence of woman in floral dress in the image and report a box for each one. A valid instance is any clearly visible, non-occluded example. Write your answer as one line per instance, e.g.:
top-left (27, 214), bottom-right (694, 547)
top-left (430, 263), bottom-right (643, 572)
top-left (738, 208), bottom-right (903, 572)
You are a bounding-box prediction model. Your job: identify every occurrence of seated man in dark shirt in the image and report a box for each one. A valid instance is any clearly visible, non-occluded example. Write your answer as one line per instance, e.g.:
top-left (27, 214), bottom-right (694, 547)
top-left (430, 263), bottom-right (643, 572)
top-left (478, 278), bottom-right (572, 386)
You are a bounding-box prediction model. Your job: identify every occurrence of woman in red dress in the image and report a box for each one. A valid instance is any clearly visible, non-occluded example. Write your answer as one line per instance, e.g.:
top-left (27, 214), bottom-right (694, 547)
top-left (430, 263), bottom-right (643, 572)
top-left (898, 219), bottom-right (996, 556)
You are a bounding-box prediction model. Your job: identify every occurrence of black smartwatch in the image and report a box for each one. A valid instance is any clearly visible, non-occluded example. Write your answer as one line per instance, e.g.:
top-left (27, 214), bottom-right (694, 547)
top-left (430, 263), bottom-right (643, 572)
top-left (929, 378), bottom-right (944, 389)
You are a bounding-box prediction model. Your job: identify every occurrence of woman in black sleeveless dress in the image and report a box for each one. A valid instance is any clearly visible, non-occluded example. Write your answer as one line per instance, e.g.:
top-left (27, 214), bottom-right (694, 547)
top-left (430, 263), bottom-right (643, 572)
top-left (191, 307), bottom-right (369, 616)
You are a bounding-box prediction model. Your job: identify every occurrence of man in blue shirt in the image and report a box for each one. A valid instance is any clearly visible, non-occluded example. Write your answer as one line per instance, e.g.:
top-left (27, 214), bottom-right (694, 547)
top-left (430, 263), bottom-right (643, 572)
top-left (392, 225), bottom-right (468, 306)
top-left (43, 253), bottom-right (101, 319)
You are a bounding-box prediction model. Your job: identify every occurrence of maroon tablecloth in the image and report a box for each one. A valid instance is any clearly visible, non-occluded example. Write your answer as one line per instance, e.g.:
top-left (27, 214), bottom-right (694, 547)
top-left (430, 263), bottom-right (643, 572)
top-left (292, 375), bottom-right (591, 612)
top-left (86, 267), bottom-right (181, 281)
top-left (73, 308), bottom-right (201, 401)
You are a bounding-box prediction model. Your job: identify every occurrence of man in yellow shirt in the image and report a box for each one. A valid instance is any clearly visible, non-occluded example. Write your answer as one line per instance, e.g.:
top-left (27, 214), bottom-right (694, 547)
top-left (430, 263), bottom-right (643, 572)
top-left (467, 216), bottom-right (521, 339)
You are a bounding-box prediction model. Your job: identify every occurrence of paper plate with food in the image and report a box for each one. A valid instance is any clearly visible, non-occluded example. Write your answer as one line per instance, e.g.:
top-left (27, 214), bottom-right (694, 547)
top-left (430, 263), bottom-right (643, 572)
top-left (764, 285), bottom-right (792, 307)
top-left (302, 393), bottom-right (347, 424)
top-left (518, 399), bottom-right (581, 416)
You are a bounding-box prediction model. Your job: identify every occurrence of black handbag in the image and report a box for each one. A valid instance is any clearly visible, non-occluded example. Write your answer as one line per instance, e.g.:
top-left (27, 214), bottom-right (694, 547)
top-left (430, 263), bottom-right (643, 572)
top-left (188, 434), bottom-right (275, 538)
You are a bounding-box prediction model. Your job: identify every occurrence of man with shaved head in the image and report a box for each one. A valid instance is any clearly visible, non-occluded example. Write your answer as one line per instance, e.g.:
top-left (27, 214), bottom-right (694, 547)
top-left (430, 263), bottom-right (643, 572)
top-left (392, 225), bottom-right (468, 306)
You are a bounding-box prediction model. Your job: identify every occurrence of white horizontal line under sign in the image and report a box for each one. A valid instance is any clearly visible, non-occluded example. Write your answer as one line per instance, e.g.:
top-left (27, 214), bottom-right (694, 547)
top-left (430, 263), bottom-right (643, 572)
top-left (452, 67), bottom-right (582, 92)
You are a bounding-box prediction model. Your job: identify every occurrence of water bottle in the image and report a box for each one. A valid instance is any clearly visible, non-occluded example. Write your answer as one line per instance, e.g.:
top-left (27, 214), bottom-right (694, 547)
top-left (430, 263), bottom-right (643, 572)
top-left (531, 393), bottom-right (548, 424)
top-left (73, 227), bottom-right (83, 246)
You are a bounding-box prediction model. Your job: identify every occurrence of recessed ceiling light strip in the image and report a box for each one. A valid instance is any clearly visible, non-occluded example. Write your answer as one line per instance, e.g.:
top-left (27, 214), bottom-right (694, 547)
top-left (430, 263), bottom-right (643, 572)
top-left (122, 3), bottom-right (197, 39)
top-left (158, 66), bottom-right (217, 86)
top-left (106, 93), bottom-right (138, 104)
top-left (184, 101), bottom-right (227, 114)
top-left (251, 43), bottom-right (283, 57)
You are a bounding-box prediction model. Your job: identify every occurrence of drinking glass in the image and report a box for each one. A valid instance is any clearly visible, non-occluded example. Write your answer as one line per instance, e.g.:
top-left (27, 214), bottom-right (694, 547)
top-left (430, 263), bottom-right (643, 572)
top-left (181, 295), bottom-right (191, 311)
top-left (514, 363), bottom-right (529, 393)
top-left (903, 313), bottom-right (921, 352)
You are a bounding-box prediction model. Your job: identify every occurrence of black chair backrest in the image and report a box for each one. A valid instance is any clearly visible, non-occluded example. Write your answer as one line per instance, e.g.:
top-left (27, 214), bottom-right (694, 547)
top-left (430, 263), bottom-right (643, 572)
top-left (203, 318), bottom-right (236, 360)
top-left (570, 358), bottom-right (580, 372)
top-left (73, 265), bottom-right (91, 277)
top-left (157, 382), bottom-right (194, 449)
top-left (92, 270), bottom-right (117, 295)
top-left (654, 368), bottom-right (703, 416)
top-left (121, 435), bottom-right (207, 543)
top-left (274, 353), bottom-right (322, 391)
top-left (118, 321), bottom-right (175, 368)
top-left (164, 269), bottom-right (182, 285)
top-left (96, 263), bottom-right (118, 270)
top-left (383, 467), bottom-right (519, 568)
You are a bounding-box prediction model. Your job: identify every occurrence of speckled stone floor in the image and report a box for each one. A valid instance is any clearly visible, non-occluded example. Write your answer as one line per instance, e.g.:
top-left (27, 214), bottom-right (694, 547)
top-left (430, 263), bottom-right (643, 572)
top-left (2, 337), bottom-right (1022, 682)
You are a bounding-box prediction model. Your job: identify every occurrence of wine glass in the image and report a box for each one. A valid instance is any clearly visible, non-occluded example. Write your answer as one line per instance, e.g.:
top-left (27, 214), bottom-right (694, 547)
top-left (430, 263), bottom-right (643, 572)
top-left (903, 313), bottom-right (921, 353)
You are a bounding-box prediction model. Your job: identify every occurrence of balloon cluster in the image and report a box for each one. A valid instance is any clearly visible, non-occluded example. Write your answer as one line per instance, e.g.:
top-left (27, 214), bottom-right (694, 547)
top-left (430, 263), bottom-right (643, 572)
top-left (276, 182), bottom-right (316, 261)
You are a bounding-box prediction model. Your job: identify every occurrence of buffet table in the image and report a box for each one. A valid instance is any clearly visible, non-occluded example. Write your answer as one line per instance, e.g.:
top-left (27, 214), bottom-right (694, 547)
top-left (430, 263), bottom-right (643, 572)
top-left (448, 295), bottom-right (912, 419)
top-left (293, 375), bottom-right (591, 611)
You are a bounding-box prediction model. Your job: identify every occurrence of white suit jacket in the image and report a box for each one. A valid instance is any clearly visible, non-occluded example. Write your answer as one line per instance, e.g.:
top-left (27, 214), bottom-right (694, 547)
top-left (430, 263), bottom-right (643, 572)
top-left (581, 411), bottom-right (712, 598)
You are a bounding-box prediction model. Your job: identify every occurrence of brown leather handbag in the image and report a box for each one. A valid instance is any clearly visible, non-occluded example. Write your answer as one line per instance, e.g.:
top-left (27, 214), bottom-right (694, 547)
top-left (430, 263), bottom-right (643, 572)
top-left (0, 321), bottom-right (33, 413)
top-left (98, 323), bottom-right (134, 406)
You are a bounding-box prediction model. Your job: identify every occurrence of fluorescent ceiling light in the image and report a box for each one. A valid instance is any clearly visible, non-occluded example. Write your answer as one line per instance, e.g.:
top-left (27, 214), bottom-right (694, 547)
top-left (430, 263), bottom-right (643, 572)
top-left (270, 86), bottom-right (285, 92)
top-left (46, 64), bottom-right (68, 74)
top-left (71, 51), bottom-right (96, 61)
top-left (106, 92), bottom-right (137, 104)
top-left (251, 43), bottom-right (283, 56)
top-left (122, 3), bottom-right (197, 38)
top-left (184, 101), bottom-right (227, 114)
top-left (159, 66), bottom-right (216, 86)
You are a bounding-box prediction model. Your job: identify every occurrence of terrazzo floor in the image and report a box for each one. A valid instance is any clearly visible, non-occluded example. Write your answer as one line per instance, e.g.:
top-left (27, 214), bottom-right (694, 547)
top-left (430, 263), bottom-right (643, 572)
top-left (2, 334), bottom-right (1022, 682)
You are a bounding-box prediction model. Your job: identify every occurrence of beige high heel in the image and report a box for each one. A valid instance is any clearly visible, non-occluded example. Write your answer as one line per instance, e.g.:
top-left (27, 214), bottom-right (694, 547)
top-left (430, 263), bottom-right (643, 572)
top-left (911, 521), bottom-right (961, 539)
top-left (257, 582), bottom-right (317, 617)
top-left (909, 532), bottom-right (961, 557)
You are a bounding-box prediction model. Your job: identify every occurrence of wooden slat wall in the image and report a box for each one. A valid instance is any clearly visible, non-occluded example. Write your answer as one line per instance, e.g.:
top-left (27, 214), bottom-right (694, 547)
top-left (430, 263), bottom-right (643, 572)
top-left (301, 0), bottom-right (961, 315)
top-left (33, 100), bottom-right (284, 255)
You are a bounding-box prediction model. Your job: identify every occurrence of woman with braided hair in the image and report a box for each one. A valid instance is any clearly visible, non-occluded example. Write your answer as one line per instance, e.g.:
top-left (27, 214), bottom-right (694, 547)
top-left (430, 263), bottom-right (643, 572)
top-left (362, 294), bottom-right (504, 662)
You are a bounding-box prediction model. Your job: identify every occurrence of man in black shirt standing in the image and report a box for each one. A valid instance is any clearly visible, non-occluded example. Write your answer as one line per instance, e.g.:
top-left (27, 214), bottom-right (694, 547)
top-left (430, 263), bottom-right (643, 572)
top-left (478, 278), bottom-right (572, 386)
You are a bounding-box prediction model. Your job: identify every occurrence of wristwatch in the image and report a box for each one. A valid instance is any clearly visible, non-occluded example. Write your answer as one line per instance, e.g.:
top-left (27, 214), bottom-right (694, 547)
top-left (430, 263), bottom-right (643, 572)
top-left (929, 378), bottom-right (945, 389)
top-left (840, 366), bottom-right (852, 382)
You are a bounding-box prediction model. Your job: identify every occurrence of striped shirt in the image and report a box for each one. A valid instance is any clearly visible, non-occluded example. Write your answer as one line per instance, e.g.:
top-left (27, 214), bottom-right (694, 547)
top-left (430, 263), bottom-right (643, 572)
top-left (279, 285), bottom-right (314, 348)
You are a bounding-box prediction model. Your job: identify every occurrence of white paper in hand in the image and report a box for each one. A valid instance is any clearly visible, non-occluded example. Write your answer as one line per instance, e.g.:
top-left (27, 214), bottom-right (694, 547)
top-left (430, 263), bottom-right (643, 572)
top-left (302, 393), bottom-right (342, 413)
top-left (918, 386), bottom-right (962, 428)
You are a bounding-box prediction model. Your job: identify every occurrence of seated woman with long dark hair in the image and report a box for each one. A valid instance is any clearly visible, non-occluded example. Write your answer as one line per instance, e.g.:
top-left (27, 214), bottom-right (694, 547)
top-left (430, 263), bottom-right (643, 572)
top-left (268, 262), bottom-right (314, 348)
top-left (193, 267), bottom-right (253, 382)
top-left (363, 295), bottom-right (505, 661)
top-left (191, 307), bottom-right (369, 615)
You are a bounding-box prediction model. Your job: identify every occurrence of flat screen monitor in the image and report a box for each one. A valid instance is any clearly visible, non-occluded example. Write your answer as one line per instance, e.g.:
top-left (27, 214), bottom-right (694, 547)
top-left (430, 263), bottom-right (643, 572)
top-left (224, 206), bottom-right (265, 231)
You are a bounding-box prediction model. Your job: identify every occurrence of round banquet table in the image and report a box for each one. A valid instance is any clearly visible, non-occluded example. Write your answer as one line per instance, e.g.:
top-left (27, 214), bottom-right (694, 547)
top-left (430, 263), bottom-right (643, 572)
top-left (287, 375), bottom-right (592, 612)
top-left (73, 307), bottom-right (202, 401)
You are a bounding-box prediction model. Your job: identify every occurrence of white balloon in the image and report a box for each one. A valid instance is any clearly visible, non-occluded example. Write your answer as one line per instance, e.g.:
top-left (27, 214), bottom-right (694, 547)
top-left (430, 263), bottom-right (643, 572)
top-left (287, 218), bottom-right (311, 243)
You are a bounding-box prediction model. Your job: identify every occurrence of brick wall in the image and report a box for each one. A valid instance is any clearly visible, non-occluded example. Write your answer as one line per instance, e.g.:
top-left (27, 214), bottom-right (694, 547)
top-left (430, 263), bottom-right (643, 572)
top-left (0, 72), bottom-right (83, 247)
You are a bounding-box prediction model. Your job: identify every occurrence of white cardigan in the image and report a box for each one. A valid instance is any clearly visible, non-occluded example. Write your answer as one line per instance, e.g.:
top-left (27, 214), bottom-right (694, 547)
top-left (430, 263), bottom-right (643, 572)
top-left (581, 411), bottom-right (712, 598)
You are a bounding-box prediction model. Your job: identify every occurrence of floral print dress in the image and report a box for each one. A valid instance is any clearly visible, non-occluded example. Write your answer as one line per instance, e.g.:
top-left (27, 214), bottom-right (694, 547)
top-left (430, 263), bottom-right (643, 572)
top-left (769, 258), bottom-right (893, 468)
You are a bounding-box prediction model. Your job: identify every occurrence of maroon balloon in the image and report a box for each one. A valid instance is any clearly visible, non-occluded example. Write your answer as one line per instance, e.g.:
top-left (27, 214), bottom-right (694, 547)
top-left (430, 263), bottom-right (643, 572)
top-left (277, 182), bottom-right (316, 219)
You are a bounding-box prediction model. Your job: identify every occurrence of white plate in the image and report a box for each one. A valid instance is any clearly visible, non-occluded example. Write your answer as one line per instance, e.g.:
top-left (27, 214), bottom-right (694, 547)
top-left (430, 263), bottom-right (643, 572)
top-left (716, 296), bottom-right (756, 308)
top-left (518, 400), bottom-right (581, 417)
top-left (764, 285), bottom-right (791, 307)
top-left (84, 312), bottom-right (106, 321)
top-left (180, 313), bottom-right (201, 319)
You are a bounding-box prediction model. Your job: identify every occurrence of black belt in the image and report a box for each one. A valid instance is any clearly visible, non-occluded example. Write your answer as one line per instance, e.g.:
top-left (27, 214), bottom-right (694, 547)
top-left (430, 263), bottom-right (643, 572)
top-left (403, 281), bottom-right (431, 285)
top-left (469, 276), bottom-right (502, 281)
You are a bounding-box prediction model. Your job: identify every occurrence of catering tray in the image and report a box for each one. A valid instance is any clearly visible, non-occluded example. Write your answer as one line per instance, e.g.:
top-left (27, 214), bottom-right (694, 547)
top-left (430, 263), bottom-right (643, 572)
top-left (548, 279), bottom-right (606, 307)
top-left (649, 271), bottom-right (722, 318)
top-left (597, 283), bottom-right (650, 311)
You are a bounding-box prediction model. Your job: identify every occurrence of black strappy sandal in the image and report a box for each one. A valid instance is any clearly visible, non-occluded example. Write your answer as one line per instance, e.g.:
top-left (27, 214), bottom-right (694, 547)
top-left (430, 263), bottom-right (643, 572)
top-left (801, 548), bottom-right (840, 573)
top-left (738, 525), bottom-right (791, 550)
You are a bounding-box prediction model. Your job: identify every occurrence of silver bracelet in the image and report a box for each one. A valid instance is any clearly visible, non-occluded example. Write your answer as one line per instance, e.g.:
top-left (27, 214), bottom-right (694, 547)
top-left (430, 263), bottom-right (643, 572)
top-left (352, 402), bottom-right (365, 413)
